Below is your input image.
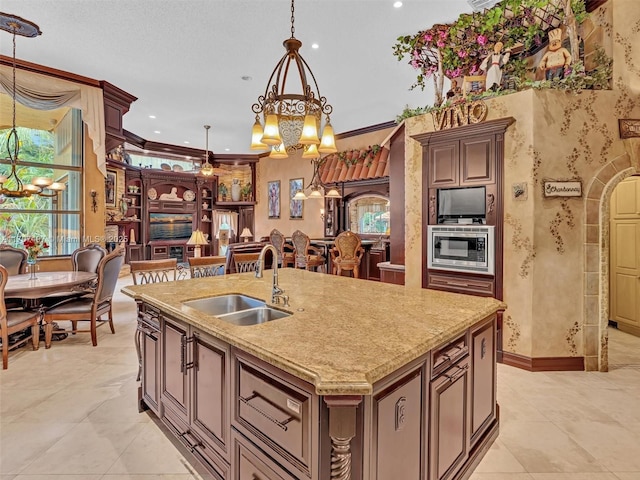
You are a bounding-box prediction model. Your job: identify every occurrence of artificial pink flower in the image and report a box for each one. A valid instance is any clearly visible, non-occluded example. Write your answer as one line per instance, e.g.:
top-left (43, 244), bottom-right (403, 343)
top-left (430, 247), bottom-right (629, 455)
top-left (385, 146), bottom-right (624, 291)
top-left (439, 30), bottom-right (447, 39)
top-left (458, 50), bottom-right (468, 58)
top-left (477, 35), bottom-right (487, 46)
top-left (424, 33), bottom-right (433, 42)
top-left (436, 40), bottom-right (445, 48)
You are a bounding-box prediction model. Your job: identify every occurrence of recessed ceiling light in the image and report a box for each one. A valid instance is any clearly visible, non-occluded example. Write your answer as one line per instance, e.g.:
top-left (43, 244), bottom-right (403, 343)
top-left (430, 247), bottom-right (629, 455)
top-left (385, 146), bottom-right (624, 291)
top-left (225, 148), bottom-right (230, 152)
top-left (154, 130), bottom-right (161, 134)
top-left (311, 43), bottom-right (319, 49)
top-left (148, 115), bottom-right (156, 119)
top-left (241, 75), bottom-right (252, 81)
top-left (184, 141), bottom-right (190, 144)
top-left (393, 1), bottom-right (403, 7)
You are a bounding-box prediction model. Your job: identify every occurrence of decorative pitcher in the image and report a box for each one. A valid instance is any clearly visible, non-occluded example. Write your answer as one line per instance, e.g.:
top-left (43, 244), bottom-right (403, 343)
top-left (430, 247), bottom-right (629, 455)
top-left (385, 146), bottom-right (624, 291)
top-left (231, 178), bottom-right (241, 202)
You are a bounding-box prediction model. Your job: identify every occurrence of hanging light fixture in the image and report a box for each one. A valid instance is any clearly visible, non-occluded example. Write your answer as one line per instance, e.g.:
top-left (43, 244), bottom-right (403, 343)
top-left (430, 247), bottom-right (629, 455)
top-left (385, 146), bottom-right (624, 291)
top-left (293, 156), bottom-right (341, 200)
top-left (200, 124), bottom-right (214, 176)
top-left (250, 0), bottom-right (337, 154)
top-left (0, 13), bottom-right (65, 198)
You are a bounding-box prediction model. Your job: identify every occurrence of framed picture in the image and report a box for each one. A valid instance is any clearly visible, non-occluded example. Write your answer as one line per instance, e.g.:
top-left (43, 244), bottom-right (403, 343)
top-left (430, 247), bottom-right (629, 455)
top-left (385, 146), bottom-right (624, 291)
top-left (289, 178), bottom-right (304, 220)
top-left (268, 180), bottom-right (281, 219)
top-left (105, 169), bottom-right (117, 208)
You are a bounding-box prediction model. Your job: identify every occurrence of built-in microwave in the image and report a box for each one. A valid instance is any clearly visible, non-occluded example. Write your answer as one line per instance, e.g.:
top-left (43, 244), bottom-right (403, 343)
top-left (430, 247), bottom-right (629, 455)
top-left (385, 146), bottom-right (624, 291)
top-left (427, 225), bottom-right (495, 275)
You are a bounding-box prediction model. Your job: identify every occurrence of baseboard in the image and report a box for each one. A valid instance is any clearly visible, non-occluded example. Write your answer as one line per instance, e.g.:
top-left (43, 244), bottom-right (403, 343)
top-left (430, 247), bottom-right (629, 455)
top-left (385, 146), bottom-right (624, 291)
top-left (502, 352), bottom-right (584, 371)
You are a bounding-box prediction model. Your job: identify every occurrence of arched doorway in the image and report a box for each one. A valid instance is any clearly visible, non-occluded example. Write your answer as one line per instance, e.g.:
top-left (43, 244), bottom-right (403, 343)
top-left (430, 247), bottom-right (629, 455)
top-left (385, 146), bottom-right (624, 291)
top-left (587, 155), bottom-right (638, 371)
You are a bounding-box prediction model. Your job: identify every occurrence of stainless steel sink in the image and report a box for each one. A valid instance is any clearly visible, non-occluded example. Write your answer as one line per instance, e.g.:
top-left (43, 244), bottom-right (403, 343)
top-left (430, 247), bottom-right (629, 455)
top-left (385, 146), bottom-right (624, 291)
top-left (183, 294), bottom-right (265, 316)
top-left (182, 294), bottom-right (291, 325)
top-left (217, 306), bottom-right (291, 326)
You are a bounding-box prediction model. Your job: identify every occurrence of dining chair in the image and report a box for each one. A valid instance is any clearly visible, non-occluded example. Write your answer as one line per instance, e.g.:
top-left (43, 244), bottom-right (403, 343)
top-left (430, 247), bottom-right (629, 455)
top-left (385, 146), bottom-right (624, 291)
top-left (233, 252), bottom-right (260, 273)
top-left (0, 244), bottom-right (27, 275)
top-left (188, 255), bottom-right (226, 278)
top-left (42, 248), bottom-right (125, 348)
top-left (130, 258), bottom-right (177, 285)
top-left (330, 231), bottom-right (365, 278)
top-left (269, 229), bottom-right (295, 268)
top-left (291, 230), bottom-right (325, 272)
top-left (0, 265), bottom-right (40, 369)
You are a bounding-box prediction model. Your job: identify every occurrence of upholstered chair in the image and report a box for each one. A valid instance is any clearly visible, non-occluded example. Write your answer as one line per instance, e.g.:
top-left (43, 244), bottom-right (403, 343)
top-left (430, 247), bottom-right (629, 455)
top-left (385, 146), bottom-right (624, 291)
top-left (72, 243), bottom-right (107, 274)
top-left (330, 231), bottom-right (364, 278)
top-left (290, 230), bottom-right (325, 272)
top-left (269, 229), bottom-right (295, 268)
top-left (42, 248), bottom-right (125, 348)
top-left (0, 244), bottom-right (27, 275)
top-left (0, 265), bottom-right (40, 369)
top-left (188, 255), bottom-right (226, 278)
top-left (130, 258), bottom-right (177, 285)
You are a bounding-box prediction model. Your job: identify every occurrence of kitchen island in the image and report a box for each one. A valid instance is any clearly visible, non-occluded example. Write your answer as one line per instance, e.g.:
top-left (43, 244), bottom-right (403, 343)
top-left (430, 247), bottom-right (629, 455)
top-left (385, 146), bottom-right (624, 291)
top-left (123, 268), bottom-right (505, 480)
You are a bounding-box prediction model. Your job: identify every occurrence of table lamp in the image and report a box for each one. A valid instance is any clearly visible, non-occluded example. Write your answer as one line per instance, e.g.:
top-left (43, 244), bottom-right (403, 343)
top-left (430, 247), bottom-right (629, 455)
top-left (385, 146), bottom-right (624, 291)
top-left (187, 229), bottom-right (207, 257)
top-left (240, 228), bottom-right (253, 242)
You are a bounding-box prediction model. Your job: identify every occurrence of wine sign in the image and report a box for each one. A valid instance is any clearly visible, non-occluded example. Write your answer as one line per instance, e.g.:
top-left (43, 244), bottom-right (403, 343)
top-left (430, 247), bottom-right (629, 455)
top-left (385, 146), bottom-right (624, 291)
top-left (544, 181), bottom-right (582, 197)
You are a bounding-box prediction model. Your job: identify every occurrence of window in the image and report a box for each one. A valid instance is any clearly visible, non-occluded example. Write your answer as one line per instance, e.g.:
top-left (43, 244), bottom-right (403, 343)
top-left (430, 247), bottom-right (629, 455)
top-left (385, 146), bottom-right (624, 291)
top-left (0, 106), bottom-right (83, 257)
top-left (347, 194), bottom-right (390, 235)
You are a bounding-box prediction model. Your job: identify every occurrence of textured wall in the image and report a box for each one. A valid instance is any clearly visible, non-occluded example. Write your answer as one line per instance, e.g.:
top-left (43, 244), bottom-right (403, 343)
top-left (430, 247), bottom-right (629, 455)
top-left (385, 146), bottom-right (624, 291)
top-left (404, 0), bottom-right (640, 362)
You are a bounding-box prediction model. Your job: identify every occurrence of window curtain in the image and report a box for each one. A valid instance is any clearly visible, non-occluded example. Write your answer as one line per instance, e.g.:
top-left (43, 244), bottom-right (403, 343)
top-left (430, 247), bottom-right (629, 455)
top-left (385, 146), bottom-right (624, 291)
top-left (0, 65), bottom-right (106, 176)
top-left (212, 211), bottom-right (238, 240)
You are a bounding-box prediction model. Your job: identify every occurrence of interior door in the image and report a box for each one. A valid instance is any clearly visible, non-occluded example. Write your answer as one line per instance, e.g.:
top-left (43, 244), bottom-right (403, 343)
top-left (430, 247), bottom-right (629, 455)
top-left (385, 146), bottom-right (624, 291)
top-left (610, 176), bottom-right (640, 336)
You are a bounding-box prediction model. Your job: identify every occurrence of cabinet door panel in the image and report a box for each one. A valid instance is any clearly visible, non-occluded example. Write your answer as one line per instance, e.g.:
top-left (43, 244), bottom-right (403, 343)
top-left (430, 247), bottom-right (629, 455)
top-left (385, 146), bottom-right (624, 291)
top-left (162, 317), bottom-right (189, 421)
top-left (191, 332), bottom-right (229, 458)
top-left (142, 331), bottom-right (159, 413)
top-left (428, 143), bottom-right (459, 188)
top-left (470, 317), bottom-right (496, 445)
top-left (429, 356), bottom-right (470, 480)
top-left (376, 370), bottom-right (423, 480)
top-left (460, 137), bottom-right (494, 185)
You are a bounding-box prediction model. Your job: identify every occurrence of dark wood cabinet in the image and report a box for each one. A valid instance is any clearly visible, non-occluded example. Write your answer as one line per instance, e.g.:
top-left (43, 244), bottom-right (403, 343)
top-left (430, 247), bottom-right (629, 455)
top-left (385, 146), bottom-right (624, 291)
top-left (470, 316), bottom-right (496, 446)
top-left (368, 248), bottom-right (387, 282)
top-left (161, 315), bottom-right (231, 477)
top-left (136, 302), bottom-right (161, 415)
top-left (428, 142), bottom-right (459, 188)
top-left (460, 136), bottom-right (495, 186)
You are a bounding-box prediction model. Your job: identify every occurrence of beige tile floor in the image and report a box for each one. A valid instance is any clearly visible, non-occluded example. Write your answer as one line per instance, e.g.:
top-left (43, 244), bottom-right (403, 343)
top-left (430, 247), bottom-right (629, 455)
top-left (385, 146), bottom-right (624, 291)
top-left (1, 277), bottom-right (640, 480)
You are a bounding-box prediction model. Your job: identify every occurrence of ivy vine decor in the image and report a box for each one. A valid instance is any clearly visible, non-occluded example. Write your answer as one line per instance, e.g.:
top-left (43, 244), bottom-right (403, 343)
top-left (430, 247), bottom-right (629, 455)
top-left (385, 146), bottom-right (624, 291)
top-left (335, 145), bottom-right (382, 167)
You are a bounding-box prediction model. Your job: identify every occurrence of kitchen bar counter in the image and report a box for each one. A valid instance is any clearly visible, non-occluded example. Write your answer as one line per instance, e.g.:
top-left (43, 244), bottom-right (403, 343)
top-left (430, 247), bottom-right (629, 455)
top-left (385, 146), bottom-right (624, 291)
top-left (122, 269), bottom-right (504, 395)
top-left (124, 269), bottom-right (505, 480)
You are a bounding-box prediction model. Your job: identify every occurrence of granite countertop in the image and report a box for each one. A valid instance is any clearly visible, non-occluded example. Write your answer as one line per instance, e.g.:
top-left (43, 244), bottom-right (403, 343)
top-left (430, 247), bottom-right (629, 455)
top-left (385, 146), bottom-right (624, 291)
top-left (122, 269), bottom-right (505, 395)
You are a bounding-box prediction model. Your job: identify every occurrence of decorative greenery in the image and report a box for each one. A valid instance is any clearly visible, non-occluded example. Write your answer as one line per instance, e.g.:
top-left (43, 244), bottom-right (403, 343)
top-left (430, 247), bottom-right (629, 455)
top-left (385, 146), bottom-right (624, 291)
top-left (241, 182), bottom-right (252, 196)
top-left (392, 0), bottom-right (589, 105)
top-left (335, 145), bottom-right (382, 167)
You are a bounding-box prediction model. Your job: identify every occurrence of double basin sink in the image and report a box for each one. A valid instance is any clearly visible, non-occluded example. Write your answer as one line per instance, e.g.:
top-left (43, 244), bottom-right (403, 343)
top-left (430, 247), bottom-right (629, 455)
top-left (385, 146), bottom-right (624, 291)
top-left (183, 294), bottom-right (291, 326)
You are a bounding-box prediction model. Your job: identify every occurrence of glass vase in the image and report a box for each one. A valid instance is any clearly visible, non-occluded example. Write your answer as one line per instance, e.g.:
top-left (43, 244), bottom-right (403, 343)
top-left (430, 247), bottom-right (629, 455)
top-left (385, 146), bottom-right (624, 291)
top-left (27, 258), bottom-right (38, 280)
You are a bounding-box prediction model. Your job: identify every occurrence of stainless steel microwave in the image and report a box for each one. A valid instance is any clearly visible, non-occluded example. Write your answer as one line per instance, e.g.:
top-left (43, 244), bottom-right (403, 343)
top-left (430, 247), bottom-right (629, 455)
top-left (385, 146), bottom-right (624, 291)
top-left (427, 225), bottom-right (495, 275)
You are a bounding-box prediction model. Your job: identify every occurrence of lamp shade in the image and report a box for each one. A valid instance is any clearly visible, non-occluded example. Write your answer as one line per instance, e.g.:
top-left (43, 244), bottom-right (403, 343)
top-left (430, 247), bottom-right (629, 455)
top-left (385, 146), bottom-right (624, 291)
top-left (325, 187), bottom-right (341, 198)
top-left (250, 117), bottom-right (268, 150)
top-left (269, 142), bottom-right (288, 159)
top-left (187, 230), bottom-right (208, 245)
top-left (307, 188), bottom-right (323, 199)
top-left (318, 120), bottom-right (337, 153)
top-left (261, 114), bottom-right (282, 145)
top-left (240, 228), bottom-right (253, 242)
top-left (293, 189), bottom-right (308, 200)
top-left (302, 143), bottom-right (319, 159)
top-left (299, 114), bottom-right (320, 145)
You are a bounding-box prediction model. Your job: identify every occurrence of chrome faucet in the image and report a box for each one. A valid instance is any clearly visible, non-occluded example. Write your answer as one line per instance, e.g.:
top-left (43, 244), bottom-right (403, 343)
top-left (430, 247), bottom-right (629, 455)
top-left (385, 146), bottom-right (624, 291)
top-left (255, 244), bottom-right (289, 307)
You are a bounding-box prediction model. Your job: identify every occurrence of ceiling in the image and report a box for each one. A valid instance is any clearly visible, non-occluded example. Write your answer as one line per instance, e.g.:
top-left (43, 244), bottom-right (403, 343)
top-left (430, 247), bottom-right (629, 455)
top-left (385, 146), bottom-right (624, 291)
top-left (0, 0), bottom-right (473, 155)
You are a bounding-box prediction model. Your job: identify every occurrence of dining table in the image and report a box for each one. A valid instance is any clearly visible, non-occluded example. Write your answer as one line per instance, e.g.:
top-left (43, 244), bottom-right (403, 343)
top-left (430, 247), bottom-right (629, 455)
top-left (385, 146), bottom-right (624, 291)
top-left (5, 271), bottom-right (97, 302)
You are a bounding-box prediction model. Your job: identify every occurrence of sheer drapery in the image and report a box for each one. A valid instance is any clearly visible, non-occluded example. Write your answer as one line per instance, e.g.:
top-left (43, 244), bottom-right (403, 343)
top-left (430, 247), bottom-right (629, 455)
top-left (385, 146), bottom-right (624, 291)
top-left (0, 65), bottom-right (106, 176)
top-left (212, 211), bottom-right (238, 240)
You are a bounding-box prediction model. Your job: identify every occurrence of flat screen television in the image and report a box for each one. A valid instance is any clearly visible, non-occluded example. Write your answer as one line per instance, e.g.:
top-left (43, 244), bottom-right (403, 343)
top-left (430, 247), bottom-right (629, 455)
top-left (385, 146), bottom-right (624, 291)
top-left (149, 213), bottom-right (193, 241)
top-left (437, 186), bottom-right (486, 223)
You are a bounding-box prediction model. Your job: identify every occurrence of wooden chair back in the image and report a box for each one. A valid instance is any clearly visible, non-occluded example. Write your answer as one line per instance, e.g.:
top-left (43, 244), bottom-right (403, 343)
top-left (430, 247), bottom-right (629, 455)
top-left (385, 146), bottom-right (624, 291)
top-left (188, 256), bottom-right (226, 278)
top-left (330, 231), bottom-right (364, 278)
top-left (269, 229), bottom-right (294, 267)
top-left (234, 253), bottom-right (260, 273)
top-left (291, 230), bottom-right (325, 272)
top-left (0, 244), bottom-right (27, 275)
top-left (130, 258), bottom-right (177, 285)
top-left (0, 264), bottom-right (40, 369)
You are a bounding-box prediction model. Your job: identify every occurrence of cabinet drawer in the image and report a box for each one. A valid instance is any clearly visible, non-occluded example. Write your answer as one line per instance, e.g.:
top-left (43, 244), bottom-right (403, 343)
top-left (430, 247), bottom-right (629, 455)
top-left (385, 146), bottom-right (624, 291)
top-left (233, 431), bottom-right (297, 480)
top-left (427, 271), bottom-right (495, 297)
top-left (152, 246), bottom-right (169, 258)
top-left (431, 333), bottom-right (469, 379)
top-left (235, 358), bottom-right (312, 472)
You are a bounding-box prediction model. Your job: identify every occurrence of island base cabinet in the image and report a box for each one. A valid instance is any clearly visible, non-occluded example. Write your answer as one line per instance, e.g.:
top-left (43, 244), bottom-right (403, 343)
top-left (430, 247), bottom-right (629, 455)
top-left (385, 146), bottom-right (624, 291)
top-left (160, 315), bottom-right (231, 477)
top-left (470, 316), bottom-right (496, 446)
top-left (232, 430), bottom-right (297, 480)
top-left (136, 302), bottom-right (161, 415)
top-left (429, 356), bottom-right (471, 480)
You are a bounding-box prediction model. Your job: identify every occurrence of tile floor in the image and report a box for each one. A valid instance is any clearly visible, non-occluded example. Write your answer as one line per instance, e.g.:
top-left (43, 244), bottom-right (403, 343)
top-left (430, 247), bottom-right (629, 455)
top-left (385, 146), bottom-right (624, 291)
top-left (1, 277), bottom-right (639, 480)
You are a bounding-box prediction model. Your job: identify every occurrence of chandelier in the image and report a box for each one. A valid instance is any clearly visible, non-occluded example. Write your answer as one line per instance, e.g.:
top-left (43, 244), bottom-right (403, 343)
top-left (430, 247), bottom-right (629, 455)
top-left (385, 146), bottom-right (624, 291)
top-left (293, 157), bottom-right (341, 200)
top-left (250, 0), bottom-right (337, 158)
top-left (199, 125), bottom-right (214, 176)
top-left (0, 13), bottom-right (65, 198)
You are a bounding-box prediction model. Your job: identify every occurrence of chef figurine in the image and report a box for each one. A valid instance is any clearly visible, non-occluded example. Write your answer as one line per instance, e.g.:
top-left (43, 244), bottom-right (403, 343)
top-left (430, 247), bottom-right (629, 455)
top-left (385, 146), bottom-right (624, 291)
top-left (480, 41), bottom-right (511, 91)
top-left (538, 28), bottom-right (572, 80)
